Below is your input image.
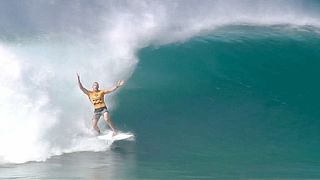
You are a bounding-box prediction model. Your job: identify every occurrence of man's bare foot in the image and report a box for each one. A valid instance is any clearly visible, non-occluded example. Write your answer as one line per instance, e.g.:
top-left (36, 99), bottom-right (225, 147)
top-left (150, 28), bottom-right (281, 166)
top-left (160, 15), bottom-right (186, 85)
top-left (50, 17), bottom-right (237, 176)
top-left (112, 131), bottom-right (117, 137)
top-left (92, 129), bottom-right (101, 136)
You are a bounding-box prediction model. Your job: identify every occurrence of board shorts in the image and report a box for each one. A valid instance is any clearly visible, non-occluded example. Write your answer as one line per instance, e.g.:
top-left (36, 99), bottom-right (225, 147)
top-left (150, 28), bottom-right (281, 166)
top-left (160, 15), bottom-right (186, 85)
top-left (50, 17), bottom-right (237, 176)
top-left (93, 107), bottom-right (108, 121)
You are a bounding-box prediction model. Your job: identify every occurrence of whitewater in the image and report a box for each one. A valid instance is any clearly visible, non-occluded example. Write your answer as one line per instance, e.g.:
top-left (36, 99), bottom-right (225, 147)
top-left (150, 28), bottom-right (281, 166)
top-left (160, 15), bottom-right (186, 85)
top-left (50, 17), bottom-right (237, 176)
top-left (0, 0), bottom-right (320, 164)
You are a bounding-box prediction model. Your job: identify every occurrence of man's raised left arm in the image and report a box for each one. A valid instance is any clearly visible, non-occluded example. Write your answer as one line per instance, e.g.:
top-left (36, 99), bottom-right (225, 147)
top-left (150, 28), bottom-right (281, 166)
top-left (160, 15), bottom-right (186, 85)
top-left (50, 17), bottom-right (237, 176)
top-left (104, 80), bottom-right (125, 94)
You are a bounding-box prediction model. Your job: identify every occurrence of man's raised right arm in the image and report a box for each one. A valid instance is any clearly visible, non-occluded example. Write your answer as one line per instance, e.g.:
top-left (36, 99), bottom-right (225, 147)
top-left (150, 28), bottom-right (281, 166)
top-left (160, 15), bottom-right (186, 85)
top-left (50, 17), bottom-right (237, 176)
top-left (77, 73), bottom-right (89, 95)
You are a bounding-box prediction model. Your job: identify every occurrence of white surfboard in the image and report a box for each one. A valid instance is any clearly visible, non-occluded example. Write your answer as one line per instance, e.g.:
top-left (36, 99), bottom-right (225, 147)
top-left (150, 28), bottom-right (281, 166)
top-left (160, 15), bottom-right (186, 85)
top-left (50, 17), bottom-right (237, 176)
top-left (98, 131), bottom-right (134, 141)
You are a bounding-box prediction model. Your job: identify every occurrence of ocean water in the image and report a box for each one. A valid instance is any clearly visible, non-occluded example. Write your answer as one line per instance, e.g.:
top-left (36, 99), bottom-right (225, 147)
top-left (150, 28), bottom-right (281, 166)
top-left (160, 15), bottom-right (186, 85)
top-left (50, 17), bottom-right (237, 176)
top-left (122, 26), bottom-right (320, 179)
top-left (1, 0), bottom-right (320, 179)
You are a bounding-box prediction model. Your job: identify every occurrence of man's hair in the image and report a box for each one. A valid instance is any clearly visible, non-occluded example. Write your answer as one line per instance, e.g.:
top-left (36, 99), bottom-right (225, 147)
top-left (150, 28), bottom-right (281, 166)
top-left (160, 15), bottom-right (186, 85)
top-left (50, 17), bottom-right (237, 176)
top-left (93, 82), bottom-right (99, 89)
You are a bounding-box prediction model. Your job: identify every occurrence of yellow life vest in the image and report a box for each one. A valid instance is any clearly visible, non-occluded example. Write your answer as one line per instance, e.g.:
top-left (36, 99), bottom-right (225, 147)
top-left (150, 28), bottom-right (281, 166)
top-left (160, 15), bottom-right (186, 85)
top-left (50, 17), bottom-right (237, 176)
top-left (88, 90), bottom-right (106, 109)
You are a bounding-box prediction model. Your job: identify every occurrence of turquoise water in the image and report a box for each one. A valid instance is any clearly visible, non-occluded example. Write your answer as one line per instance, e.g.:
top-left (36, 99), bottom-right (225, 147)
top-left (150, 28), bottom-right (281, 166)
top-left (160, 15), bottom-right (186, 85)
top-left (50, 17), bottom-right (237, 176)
top-left (1, 25), bottom-right (320, 179)
top-left (1, 1), bottom-right (320, 179)
top-left (114, 26), bottom-right (320, 178)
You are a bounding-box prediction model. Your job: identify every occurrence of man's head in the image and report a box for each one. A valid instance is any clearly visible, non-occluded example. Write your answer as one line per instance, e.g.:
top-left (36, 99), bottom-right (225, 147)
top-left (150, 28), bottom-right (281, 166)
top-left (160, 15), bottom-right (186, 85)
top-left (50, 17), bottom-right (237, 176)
top-left (92, 82), bottom-right (99, 91)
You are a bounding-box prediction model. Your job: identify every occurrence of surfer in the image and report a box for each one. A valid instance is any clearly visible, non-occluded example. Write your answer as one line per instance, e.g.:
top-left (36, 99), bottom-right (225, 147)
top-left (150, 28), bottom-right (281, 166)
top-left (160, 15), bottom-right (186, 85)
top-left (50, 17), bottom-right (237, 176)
top-left (77, 73), bottom-right (124, 136)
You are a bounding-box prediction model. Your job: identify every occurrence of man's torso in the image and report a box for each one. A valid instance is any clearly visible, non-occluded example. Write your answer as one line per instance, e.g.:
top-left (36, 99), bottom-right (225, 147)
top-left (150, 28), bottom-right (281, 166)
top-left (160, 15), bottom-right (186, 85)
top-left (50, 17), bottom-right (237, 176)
top-left (88, 90), bottom-right (107, 109)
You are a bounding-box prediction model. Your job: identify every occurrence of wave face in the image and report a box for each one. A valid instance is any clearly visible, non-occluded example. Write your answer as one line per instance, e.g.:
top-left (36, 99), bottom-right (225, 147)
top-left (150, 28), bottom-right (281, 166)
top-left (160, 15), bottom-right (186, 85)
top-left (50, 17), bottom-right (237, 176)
top-left (123, 26), bottom-right (320, 178)
top-left (0, 0), bottom-right (320, 164)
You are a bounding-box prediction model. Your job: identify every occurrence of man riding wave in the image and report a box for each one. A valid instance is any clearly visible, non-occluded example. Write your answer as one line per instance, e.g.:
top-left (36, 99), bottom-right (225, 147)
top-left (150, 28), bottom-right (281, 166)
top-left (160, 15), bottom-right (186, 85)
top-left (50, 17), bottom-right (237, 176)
top-left (77, 73), bottom-right (124, 136)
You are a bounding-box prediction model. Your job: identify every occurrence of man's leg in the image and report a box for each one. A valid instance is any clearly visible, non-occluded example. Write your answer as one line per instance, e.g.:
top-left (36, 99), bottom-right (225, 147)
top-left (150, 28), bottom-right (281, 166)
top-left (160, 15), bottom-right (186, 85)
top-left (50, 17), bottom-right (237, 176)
top-left (103, 111), bottom-right (117, 136)
top-left (92, 114), bottom-right (101, 134)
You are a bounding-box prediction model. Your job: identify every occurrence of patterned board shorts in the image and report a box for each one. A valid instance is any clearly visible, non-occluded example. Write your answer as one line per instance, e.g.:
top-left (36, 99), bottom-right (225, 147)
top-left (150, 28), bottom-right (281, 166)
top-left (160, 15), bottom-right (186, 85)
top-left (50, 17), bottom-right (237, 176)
top-left (93, 107), bottom-right (109, 120)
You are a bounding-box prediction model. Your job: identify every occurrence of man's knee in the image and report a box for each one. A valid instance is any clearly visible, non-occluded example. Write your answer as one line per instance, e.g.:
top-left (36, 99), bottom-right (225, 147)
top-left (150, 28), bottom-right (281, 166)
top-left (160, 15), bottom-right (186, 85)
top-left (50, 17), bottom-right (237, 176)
top-left (104, 117), bottom-right (111, 123)
top-left (103, 113), bottom-right (110, 121)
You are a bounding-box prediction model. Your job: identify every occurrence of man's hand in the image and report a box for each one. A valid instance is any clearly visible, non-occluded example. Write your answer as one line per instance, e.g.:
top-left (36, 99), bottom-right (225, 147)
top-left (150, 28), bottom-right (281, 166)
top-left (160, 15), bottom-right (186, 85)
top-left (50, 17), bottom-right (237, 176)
top-left (77, 73), bottom-right (80, 81)
top-left (117, 80), bottom-right (125, 87)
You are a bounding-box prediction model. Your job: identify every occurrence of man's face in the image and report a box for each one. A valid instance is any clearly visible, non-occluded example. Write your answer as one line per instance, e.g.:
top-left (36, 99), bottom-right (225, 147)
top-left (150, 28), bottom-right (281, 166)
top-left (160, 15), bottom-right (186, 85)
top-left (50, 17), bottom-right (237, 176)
top-left (92, 82), bottom-right (99, 91)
